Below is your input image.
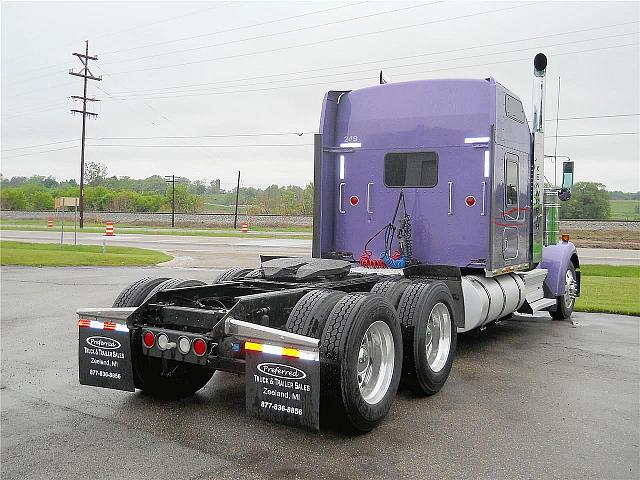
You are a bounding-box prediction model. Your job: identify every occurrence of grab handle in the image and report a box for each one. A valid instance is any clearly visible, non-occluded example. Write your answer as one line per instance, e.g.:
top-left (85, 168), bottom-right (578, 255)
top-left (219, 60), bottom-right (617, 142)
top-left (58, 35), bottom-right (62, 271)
top-left (339, 182), bottom-right (346, 214)
top-left (367, 182), bottom-right (374, 214)
top-left (481, 181), bottom-right (487, 216)
top-left (448, 181), bottom-right (453, 215)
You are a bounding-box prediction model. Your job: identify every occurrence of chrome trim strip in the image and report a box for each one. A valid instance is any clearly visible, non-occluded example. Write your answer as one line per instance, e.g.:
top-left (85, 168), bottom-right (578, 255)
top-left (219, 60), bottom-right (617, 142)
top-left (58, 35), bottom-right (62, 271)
top-left (225, 318), bottom-right (319, 349)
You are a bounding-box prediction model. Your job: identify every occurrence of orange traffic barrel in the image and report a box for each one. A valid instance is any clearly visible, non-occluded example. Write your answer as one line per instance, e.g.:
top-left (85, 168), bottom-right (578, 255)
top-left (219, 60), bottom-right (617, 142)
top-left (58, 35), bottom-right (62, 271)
top-left (105, 221), bottom-right (115, 236)
top-left (241, 222), bottom-right (249, 233)
top-left (47, 217), bottom-right (53, 228)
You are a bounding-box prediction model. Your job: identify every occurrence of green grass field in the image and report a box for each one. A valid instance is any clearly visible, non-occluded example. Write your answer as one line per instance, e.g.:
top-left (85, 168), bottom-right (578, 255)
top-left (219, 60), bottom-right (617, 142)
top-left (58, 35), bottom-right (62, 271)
top-left (0, 217), bottom-right (312, 238)
top-left (609, 199), bottom-right (640, 220)
top-left (575, 264), bottom-right (639, 316)
top-left (0, 241), bottom-right (172, 267)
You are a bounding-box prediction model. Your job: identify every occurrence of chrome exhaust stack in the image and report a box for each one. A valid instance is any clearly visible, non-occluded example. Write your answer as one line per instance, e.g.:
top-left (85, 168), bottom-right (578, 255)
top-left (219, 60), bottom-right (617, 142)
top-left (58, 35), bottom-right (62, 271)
top-left (532, 53), bottom-right (547, 133)
top-left (531, 53), bottom-right (547, 262)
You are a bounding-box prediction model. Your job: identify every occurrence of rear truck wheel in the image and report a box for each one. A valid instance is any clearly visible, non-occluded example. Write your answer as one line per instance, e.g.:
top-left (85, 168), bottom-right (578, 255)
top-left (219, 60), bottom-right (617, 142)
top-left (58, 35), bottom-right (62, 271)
top-left (551, 263), bottom-right (577, 320)
top-left (143, 278), bottom-right (206, 303)
top-left (244, 268), bottom-right (263, 279)
top-left (214, 267), bottom-right (253, 283)
top-left (371, 278), bottom-right (412, 309)
top-left (319, 293), bottom-right (402, 432)
top-left (397, 281), bottom-right (457, 395)
top-left (113, 277), bottom-right (213, 397)
top-left (112, 277), bottom-right (170, 309)
top-left (286, 289), bottom-right (347, 338)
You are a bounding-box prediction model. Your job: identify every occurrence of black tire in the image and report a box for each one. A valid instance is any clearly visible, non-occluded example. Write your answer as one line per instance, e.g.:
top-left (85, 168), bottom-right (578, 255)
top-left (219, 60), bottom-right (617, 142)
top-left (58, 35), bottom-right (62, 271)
top-left (551, 263), bottom-right (577, 320)
top-left (112, 277), bottom-right (170, 308)
top-left (214, 267), bottom-right (253, 282)
top-left (319, 293), bottom-right (402, 432)
top-left (286, 289), bottom-right (347, 338)
top-left (143, 278), bottom-right (206, 303)
top-left (397, 281), bottom-right (457, 396)
top-left (371, 278), bottom-right (412, 309)
top-left (244, 268), bottom-right (263, 279)
top-left (114, 277), bottom-right (213, 397)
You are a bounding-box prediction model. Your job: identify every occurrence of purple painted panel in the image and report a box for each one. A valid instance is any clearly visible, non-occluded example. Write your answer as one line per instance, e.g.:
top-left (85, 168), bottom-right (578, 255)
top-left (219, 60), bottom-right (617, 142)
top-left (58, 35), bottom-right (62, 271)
top-left (319, 79), bottom-right (498, 267)
top-left (538, 241), bottom-right (578, 296)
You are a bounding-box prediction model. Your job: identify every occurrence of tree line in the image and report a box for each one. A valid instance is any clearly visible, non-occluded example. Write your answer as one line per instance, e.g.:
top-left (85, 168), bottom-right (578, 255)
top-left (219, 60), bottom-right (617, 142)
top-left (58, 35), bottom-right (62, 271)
top-left (0, 166), bottom-right (635, 219)
top-left (0, 163), bottom-right (313, 215)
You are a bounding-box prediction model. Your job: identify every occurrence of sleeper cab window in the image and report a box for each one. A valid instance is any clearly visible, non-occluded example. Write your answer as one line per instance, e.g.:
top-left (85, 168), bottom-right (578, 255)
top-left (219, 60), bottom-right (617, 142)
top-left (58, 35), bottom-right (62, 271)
top-left (504, 153), bottom-right (519, 210)
top-left (384, 152), bottom-right (438, 188)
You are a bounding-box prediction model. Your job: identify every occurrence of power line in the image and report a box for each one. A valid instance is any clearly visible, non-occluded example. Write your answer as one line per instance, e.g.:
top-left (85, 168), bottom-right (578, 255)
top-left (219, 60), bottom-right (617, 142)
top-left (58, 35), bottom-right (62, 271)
top-left (6, 115), bottom-right (637, 153)
top-left (85, 143), bottom-right (315, 148)
top-left (101, 2), bottom-right (441, 65)
top-left (105, 21), bottom-right (638, 96)
top-left (99, 1), bottom-right (369, 55)
top-left (108, 2), bottom-right (539, 75)
top-left (110, 30), bottom-right (638, 98)
top-left (2, 145), bottom-right (78, 159)
top-left (104, 41), bottom-right (638, 101)
top-left (1, 139), bottom-right (79, 152)
top-left (5, 130), bottom-right (638, 160)
top-left (545, 113), bottom-right (640, 121)
top-left (544, 132), bottom-right (639, 138)
top-left (1, 2), bottom-right (233, 79)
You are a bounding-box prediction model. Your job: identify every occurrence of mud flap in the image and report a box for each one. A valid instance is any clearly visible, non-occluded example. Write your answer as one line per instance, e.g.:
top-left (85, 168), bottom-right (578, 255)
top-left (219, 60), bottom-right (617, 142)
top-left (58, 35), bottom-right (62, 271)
top-left (78, 322), bottom-right (135, 392)
top-left (245, 350), bottom-right (320, 431)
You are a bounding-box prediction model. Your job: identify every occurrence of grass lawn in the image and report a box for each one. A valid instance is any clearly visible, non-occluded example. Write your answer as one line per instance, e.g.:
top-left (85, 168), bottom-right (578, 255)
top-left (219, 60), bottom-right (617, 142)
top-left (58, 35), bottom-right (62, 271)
top-left (0, 218), bottom-right (312, 239)
top-left (610, 199), bottom-right (640, 221)
top-left (0, 241), bottom-right (172, 267)
top-left (575, 264), bottom-right (640, 316)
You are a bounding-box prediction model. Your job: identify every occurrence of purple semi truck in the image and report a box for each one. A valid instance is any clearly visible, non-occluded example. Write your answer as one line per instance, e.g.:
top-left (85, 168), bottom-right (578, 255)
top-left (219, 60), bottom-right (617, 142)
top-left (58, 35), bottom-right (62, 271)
top-left (77, 54), bottom-right (579, 432)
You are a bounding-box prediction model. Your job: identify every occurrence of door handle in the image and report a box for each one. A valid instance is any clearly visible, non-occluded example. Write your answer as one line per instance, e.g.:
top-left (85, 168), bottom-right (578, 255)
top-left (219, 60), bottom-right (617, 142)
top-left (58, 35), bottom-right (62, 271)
top-left (367, 182), bottom-right (374, 214)
top-left (339, 182), bottom-right (346, 214)
top-left (448, 181), bottom-right (453, 215)
top-left (481, 181), bottom-right (486, 216)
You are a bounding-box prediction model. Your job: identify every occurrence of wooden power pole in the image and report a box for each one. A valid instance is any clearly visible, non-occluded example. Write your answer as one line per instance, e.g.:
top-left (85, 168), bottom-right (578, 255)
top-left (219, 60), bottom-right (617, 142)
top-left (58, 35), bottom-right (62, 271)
top-left (69, 40), bottom-right (101, 228)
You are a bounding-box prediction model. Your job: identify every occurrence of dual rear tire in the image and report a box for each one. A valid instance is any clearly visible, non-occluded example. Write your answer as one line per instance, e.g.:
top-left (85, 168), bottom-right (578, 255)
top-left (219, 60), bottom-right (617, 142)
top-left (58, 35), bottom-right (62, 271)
top-left (286, 279), bottom-right (457, 432)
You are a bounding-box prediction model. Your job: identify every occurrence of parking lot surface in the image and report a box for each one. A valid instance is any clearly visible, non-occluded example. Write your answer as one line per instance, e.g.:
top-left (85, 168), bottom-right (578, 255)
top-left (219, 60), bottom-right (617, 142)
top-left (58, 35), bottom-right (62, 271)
top-left (1, 265), bottom-right (638, 479)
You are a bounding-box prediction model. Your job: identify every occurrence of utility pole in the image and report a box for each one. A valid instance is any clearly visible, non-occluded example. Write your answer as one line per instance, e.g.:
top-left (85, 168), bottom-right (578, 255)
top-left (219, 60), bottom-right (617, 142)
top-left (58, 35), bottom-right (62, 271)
top-left (165, 175), bottom-right (176, 227)
top-left (69, 40), bottom-right (101, 228)
top-left (233, 171), bottom-right (241, 229)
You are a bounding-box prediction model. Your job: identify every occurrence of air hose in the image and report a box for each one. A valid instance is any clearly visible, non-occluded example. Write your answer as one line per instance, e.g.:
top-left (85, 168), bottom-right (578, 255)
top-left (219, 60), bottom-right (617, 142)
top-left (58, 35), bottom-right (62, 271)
top-left (358, 190), bottom-right (413, 270)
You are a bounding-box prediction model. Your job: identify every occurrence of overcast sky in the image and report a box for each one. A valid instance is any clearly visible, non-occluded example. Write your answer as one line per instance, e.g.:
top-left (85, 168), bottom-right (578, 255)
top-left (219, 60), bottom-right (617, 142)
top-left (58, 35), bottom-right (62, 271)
top-left (1, 0), bottom-right (638, 191)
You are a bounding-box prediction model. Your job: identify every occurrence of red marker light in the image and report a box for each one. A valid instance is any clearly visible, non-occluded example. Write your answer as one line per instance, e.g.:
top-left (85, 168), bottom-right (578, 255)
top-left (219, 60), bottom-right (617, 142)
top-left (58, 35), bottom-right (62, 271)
top-left (142, 331), bottom-right (155, 348)
top-left (350, 195), bottom-right (359, 206)
top-left (193, 338), bottom-right (207, 356)
top-left (465, 196), bottom-right (476, 207)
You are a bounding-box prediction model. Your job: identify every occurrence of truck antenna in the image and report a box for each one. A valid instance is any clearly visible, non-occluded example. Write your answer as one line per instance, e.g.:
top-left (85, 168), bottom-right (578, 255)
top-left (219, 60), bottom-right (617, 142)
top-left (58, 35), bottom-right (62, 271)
top-left (554, 76), bottom-right (561, 187)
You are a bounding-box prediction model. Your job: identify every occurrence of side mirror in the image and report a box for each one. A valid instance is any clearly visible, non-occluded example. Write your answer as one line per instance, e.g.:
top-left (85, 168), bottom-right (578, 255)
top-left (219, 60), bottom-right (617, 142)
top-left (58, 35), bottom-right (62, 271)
top-left (562, 161), bottom-right (574, 189)
top-left (558, 187), bottom-right (571, 201)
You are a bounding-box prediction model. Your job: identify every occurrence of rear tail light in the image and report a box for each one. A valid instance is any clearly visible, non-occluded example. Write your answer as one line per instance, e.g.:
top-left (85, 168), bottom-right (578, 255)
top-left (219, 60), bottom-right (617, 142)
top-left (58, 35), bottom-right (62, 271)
top-left (142, 331), bottom-right (155, 348)
top-left (157, 333), bottom-right (169, 350)
top-left (178, 337), bottom-right (191, 355)
top-left (193, 338), bottom-right (207, 356)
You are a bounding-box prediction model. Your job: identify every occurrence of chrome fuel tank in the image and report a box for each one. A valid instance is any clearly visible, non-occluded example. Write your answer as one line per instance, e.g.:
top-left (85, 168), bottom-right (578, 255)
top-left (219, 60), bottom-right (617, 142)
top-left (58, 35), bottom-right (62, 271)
top-left (459, 273), bottom-right (526, 332)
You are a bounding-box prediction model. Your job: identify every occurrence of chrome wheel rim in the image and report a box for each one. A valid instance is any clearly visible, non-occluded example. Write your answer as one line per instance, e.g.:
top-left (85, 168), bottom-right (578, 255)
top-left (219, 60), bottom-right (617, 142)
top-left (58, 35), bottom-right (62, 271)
top-left (357, 320), bottom-right (395, 405)
top-left (425, 302), bottom-right (452, 373)
top-left (564, 269), bottom-right (577, 309)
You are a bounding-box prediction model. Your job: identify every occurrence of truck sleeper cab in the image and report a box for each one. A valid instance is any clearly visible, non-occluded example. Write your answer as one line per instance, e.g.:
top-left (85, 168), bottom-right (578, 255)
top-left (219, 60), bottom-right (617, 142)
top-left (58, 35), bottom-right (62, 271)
top-left (77, 54), bottom-right (579, 432)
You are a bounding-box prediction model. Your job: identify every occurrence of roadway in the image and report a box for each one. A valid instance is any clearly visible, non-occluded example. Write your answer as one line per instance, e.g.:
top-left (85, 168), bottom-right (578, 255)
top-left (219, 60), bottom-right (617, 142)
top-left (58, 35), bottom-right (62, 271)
top-left (1, 265), bottom-right (638, 479)
top-left (1, 229), bottom-right (639, 267)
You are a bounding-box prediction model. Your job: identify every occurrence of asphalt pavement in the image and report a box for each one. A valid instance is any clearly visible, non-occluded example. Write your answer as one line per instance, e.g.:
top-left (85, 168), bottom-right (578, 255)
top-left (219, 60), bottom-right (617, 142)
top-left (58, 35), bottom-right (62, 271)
top-left (1, 229), bottom-right (639, 266)
top-left (1, 265), bottom-right (638, 479)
